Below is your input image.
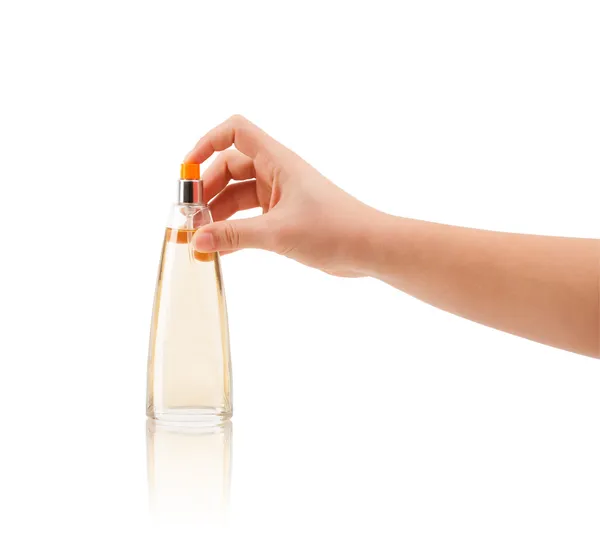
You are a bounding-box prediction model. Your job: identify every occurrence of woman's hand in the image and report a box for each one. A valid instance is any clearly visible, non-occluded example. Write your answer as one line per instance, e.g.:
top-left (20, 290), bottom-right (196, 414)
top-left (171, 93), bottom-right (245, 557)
top-left (185, 115), bottom-right (380, 278)
top-left (186, 115), bottom-right (600, 357)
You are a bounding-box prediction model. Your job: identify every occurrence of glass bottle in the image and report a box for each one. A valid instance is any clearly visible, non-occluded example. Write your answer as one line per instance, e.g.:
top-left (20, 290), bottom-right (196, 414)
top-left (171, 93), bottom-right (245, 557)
top-left (147, 163), bottom-right (232, 423)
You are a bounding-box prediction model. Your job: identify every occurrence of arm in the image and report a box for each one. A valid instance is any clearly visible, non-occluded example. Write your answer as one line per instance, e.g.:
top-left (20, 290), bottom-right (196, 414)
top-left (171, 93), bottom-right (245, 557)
top-left (363, 216), bottom-right (600, 358)
top-left (186, 115), bottom-right (600, 358)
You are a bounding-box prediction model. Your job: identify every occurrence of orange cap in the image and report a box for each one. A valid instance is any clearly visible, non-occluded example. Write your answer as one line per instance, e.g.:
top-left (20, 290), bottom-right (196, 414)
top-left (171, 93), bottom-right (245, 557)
top-left (180, 163), bottom-right (200, 180)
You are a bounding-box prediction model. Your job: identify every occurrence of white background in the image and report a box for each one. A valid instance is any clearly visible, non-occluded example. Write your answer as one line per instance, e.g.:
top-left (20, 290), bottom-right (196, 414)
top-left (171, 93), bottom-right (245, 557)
top-left (0, 0), bottom-right (598, 556)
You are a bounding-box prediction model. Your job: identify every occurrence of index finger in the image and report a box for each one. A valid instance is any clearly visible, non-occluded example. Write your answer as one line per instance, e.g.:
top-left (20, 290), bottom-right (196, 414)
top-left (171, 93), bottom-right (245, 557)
top-left (184, 114), bottom-right (272, 164)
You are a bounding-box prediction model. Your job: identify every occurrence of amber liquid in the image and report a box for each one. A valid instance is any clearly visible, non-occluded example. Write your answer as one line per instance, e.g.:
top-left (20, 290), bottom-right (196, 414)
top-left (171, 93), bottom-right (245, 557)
top-left (147, 228), bottom-right (232, 422)
top-left (168, 228), bottom-right (214, 262)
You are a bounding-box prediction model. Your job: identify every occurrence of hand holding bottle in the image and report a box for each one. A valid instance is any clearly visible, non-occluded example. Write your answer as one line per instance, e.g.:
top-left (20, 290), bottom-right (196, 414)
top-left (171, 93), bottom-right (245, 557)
top-left (186, 114), bottom-right (381, 278)
top-left (186, 115), bottom-right (599, 358)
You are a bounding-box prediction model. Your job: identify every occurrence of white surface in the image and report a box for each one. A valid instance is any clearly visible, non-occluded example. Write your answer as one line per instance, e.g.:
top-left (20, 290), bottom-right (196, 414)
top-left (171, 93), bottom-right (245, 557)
top-left (0, 1), bottom-right (599, 556)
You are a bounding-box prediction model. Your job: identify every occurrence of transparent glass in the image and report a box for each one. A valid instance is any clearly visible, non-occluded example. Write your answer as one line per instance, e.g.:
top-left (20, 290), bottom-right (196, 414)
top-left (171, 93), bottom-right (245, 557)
top-left (146, 418), bottom-right (232, 524)
top-left (147, 203), bottom-right (232, 424)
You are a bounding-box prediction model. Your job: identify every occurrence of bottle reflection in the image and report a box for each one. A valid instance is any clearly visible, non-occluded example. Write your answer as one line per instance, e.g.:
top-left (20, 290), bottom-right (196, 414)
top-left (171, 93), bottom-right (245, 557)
top-left (146, 419), bottom-right (232, 524)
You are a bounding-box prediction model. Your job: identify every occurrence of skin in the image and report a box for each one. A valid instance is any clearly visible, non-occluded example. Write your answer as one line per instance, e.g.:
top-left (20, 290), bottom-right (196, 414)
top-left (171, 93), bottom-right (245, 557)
top-left (186, 115), bottom-right (600, 359)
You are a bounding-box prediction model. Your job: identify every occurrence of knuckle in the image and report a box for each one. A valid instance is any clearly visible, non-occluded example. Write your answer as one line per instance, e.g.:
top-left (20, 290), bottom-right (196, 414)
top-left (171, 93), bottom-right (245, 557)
top-left (216, 150), bottom-right (242, 179)
top-left (222, 223), bottom-right (240, 250)
top-left (229, 114), bottom-right (247, 127)
top-left (220, 149), bottom-right (236, 167)
top-left (214, 150), bottom-right (231, 168)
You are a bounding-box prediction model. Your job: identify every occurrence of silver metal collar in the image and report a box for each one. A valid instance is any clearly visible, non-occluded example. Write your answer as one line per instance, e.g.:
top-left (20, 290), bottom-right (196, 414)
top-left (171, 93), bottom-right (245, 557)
top-left (178, 179), bottom-right (203, 204)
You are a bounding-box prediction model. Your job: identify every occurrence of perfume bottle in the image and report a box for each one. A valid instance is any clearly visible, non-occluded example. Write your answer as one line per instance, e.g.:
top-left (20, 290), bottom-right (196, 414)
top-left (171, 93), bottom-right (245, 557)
top-left (147, 163), bottom-right (232, 423)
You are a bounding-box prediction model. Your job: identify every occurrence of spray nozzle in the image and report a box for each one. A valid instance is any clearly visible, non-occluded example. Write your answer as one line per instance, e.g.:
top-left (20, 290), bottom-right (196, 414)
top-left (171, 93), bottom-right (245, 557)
top-left (178, 163), bottom-right (203, 205)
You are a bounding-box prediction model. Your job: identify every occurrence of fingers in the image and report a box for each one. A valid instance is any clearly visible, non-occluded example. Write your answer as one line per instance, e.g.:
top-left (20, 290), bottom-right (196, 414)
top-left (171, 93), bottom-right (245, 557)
top-left (185, 114), bottom-right (274, 164)
top-left (209, 180), bottom-right (260, 222)
top-left (202, 150), bottom-right (255, 202)
top-left (193, 215), bottom-right (272, 252)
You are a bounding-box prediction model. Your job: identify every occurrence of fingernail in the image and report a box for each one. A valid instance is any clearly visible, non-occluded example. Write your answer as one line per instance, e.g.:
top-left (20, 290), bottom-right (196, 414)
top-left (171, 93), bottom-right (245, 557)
top-left (193, 231), bottom-right (215, 252)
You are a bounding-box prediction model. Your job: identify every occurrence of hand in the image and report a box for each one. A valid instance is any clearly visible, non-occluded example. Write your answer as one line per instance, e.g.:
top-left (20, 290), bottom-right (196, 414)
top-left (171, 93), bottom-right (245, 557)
top-left (185, 115), bottom-right (381, 278)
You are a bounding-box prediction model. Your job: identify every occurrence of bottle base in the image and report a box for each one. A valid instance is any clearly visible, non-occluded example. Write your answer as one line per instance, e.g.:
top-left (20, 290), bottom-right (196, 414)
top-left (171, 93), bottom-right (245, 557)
top-left (147, 406), bottom-right (232, 425)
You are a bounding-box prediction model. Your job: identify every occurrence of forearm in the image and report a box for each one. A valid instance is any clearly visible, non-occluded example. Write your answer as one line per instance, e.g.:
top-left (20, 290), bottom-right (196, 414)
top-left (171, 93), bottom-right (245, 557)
top-left (361, 213), bottom-right (600, 358)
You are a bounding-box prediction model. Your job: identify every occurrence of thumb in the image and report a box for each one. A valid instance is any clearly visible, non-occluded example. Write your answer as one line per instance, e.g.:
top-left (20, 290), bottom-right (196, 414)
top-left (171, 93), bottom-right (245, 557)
top-left (193, 216), bottom-right (270, 253)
